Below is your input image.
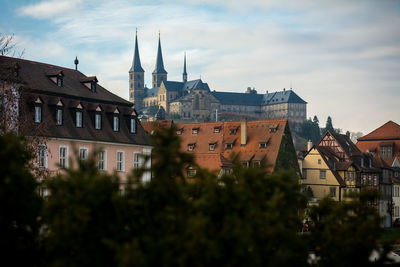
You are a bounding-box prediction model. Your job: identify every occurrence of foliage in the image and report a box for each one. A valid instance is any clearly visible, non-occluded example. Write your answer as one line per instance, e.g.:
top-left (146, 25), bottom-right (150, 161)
top-left (308, 190), bottom-right (391, 266)
top-left (42, 150), bottom-right (125, 267)
top-left (0, 133), bottom-right (43, 266)
top-left (299, 116), bottom-right (321, 145)
top-left (323, 116), bottom-right (335, 135)
top-left (0, 129), bottom-right (393, 266)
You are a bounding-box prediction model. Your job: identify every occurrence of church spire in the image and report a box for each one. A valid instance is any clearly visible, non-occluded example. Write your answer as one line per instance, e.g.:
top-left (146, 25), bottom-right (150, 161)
top-left (182, 52), bottom-right (187, 82)
top-left (153, 32), bottom-right (167, 74)
top-left (130, 29), bottom-right (144, 73)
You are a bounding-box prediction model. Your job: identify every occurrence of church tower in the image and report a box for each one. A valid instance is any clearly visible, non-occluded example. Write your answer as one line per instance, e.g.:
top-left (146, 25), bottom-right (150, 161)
top-left (152, 33), bottom-right (167, 88)
top-left (182, 52), bottom-right (187, 83)
top-left (129, 30), bottom-right (145, 110)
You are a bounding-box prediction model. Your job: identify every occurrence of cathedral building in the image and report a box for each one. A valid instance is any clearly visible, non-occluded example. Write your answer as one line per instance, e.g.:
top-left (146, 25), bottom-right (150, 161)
top-left (129, 32), bottom-right (307, 130)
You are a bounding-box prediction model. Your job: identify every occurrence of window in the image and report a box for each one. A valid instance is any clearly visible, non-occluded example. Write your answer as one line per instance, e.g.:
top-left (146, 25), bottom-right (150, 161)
top-left (134, 152), bottom-right (141, 169)
top-left (79, 148), bottom-right (88, 160)
top-left (95, 113), bottom-right (101, 130)
top-left (330, 187), bottom-right (336, 197)
top-left (38, 145), bottom-right (47, 169)
top-left (116, 151), bottom-right (125, 172)
top-left (259, 142), bottom-right (267, 149)
top-left (57, 77), bottom-right (63, 87)
top-left (320, 170), bottom-right (326, 179)
top-left (230, 129), bottom-right (237, 135)
top-left (76, 110), bottom-right (82, 127)
top-left (192, 128), bottom-right (198, 134)
top-left (395, 206), bottom-right (400, 217)
top-left (59, 146), bottom-right (68, 169)
top-left (318, 159), bottom-right (321, 164)
top-left (113, 115), bottom-right (119, 131)
top-left (176, 129), bottom-right (182, 135)
top-left (351, 172), bottom-right (355, 181)
top-left (253, 161), bottom-right (261, 168)
top-left (302, 169), bottom-right (307, 179)
top-left (35, 105), bottom-right (42, 123)
top-left (98, 150), bottom-right (106, 171)
top-left (130, 118), bottom-right (136, 133)
top-left (188, 144), bottom-right (194, 151)
top-left (226, 143), bottom-right (233, 150)
top-left (214, 127), bottom-right (220, 133)
top-left (394, 187), bottom-right (399, 197)
top-left (209, 144), bottom-right (215, 151)
top-left (187, 168), bottom-right (196, 178)
top-left (91, 82), bottom-right (96, 93)
top-left (56, 108), bottom-right (63, 125)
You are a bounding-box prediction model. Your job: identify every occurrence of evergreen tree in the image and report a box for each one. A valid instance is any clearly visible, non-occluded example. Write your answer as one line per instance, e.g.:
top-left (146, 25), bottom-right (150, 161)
top-left (325, 116), bottom-right (335, 134)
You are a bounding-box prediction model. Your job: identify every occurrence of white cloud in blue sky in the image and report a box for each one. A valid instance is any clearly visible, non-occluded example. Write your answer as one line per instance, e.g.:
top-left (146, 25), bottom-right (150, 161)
top-left (1, 0), bottom-right (399, 133)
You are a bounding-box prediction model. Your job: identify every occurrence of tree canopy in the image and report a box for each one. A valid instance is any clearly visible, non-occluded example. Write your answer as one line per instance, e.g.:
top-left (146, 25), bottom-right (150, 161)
top-left (0, 128), bottom-right (392, 266)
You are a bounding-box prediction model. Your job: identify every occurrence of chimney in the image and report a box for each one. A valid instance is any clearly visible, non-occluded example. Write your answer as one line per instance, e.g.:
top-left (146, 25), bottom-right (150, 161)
top-left (307, 140), bottom-right (313, 151)
top-left (241, 118), bottom-right (247, 146)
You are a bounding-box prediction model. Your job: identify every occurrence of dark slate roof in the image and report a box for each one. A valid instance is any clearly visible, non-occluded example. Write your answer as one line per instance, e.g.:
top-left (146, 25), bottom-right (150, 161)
top-left (153, 36), bottom-right (167, 74)
top-left (183, 79), bottom-right (210, 91)
top-left (163, 81), bottom-right (184, 91)
top-left (211, 91), bottom-right (263, 106)
top-left (330, 131), bottom-right (363, 157)
top-left (129, 33), bottom-right (144, 73)
top-left (0, 56), bottom-right (132, 106)
top-left (262, 90), bottom-right (307, 105)
top-left (145, 87), bottom-right (159, 97)
top-left (0, 56), bottom-right (150, 146)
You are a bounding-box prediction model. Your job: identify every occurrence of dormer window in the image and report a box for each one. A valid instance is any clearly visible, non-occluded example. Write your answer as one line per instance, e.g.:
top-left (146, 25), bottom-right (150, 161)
top-left (269, 125), bottom-right (278, 133)
top-left (214, 127), bottom-right (221, 133)
top-left (76, 110), bottom-right (83, 128)
top-left (34, 105), bottom-right (42, 123)
top-left (176, 128), bottom-right (183, 135)
top-left (56, 108), bottom-right (63, 125)
top-left (230, 128), bottom-right (238, 135)
top-left (46, 70), bottom-right (64, 86)
top-left (95, 113), bottom-right (102, 129)
top-left (91, 82), bottom-right (96, 93)
top-left (209, 142), bottom-right (216, 151)
top-left (226, 143), bottom-right (233, 150)
top-left (259, 142), bottom-right (267, 149)
top-left (113, 115), bottom-right (119, 131)
top-left (57, 77), bottom-right (63, 87)
top-left (192, 127), bottom-right (199, 134)
top-left (80, 76), bottom-right (98, 93)
top-left (188, 143), bottom-right (195, 151)
top-left (130, 117), bottom-right (136, 133)
top-left (34, 98), bottom-right (42, 123)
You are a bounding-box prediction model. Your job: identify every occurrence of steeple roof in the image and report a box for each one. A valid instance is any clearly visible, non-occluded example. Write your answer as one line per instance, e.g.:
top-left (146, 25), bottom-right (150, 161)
top-left (183, 52), bottom-right (187, 76)
top-left (153, 34), bottom-right (167, 74)
top-left (130, 30), bottom-right (144, 73)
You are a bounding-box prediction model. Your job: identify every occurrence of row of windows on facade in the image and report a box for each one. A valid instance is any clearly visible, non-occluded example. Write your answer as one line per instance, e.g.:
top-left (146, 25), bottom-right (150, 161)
top-left (34, 105), bottom-right (137, 133)
top-left (37, 145), bottom-right (143, 172)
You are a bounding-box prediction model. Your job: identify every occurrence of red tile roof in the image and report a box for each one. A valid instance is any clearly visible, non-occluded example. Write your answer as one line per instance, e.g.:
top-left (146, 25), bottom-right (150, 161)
top-left (143, 119), bottom-right (289, 172)
top-left (357, 121), bottom-right (400, 166)
top-left (358, 121), bottom-right (400, 141)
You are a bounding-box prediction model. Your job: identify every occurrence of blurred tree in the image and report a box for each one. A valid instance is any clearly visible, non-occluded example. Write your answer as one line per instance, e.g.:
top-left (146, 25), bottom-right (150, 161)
top-left (0, 133), bottom-right (42, 266)
top-left (308, 190), bottom-right (391, 266)
top-left (42, 149), bottom-right (125, 267)
top-left (324, 116), bottom-right (335, 134)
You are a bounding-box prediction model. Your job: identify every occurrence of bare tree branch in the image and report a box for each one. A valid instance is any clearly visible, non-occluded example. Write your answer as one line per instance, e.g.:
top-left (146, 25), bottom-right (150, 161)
top-left (0, 33), bottom-right (24, 58)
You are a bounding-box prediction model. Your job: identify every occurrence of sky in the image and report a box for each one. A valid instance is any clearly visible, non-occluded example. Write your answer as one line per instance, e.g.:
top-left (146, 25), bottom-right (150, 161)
top-left (1, 0), bottom-right (399, 134)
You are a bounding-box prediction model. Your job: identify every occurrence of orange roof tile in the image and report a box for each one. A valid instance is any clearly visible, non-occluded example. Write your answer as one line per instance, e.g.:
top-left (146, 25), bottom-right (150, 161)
top-left (142, 119), bottom-right (289, 172)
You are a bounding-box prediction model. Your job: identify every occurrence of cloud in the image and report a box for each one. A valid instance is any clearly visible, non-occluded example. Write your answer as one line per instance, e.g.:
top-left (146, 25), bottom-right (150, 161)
top-left (7, 0), bottom-right (400, 133)
top-left (18, 0), bottom-right (82, 19)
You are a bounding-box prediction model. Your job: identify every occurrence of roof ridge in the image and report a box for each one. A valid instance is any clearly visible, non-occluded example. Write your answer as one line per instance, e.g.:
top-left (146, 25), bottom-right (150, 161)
top-left (1, 55), bottom-right (79, 72)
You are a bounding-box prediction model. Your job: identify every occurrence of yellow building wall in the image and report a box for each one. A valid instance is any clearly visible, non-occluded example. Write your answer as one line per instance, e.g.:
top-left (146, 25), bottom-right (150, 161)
top-left (300, 148), bottom-right (340, 201)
